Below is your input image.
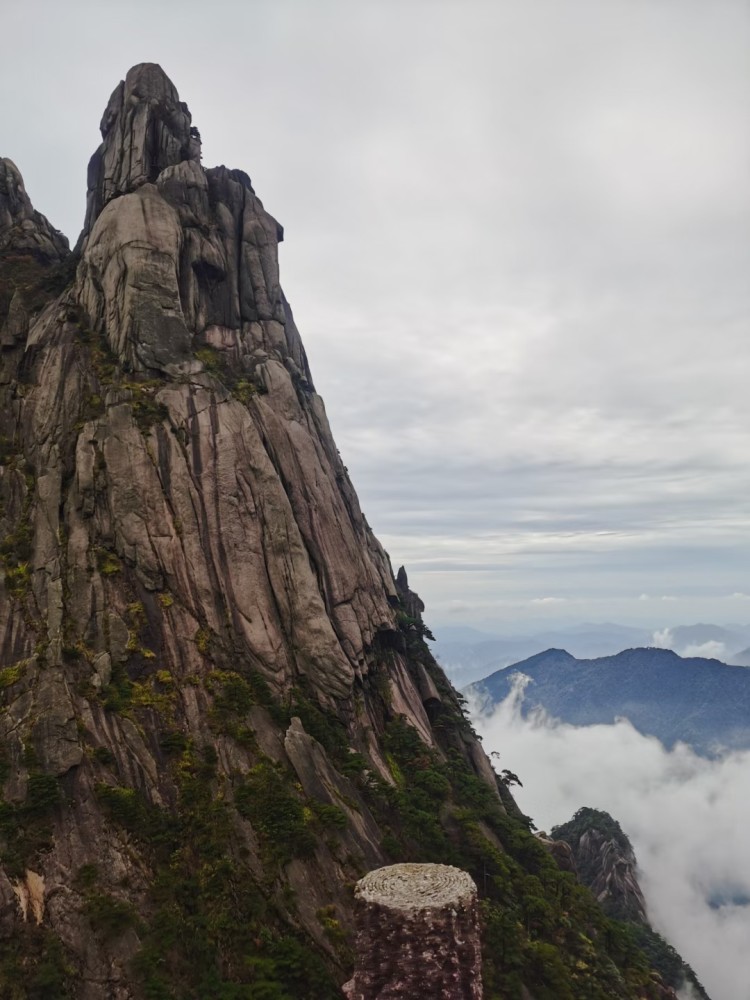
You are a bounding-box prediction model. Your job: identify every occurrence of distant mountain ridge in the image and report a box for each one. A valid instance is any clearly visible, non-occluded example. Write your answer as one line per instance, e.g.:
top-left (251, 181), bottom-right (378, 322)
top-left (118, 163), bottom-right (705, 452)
top-left (435, 622), bottom-right (750, 685)
top-left (467, 646), bottom-right (750, 756)
top-left (433, 623), bottom-right (652, 685)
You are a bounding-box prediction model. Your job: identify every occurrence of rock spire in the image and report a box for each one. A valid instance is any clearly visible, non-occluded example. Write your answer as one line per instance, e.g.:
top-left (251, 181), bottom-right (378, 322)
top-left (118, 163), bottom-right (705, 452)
top-left (0, 64), bottom-right (706, 1000)
top-left (0, 64), bottom-right (476, 992)
top-left (0, 157), bottom-right (68, 260)
top-left (81, 62), bottom-right (201, 241)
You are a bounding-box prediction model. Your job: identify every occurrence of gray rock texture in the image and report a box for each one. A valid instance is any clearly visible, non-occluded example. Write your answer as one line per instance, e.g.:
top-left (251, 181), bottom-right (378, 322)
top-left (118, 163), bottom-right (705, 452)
top-left (0, 157), bottom-right (69, 261)
top-left (571, 826), bottom-right (648, 923)
top-left (549, 809), bottom-right (649, 924)
top-left (80, 63), bottom-right (201, 242)
top-left (343, 863), bottom-right (483, 999)
top-left (536, 832), bottom-right (578, 875)
top-left (2, 62), bottom-right (425, 705)
top-left (0, 63), bottom-right (499, 996)
top-left (0, 61), bottom-right (709, 1000)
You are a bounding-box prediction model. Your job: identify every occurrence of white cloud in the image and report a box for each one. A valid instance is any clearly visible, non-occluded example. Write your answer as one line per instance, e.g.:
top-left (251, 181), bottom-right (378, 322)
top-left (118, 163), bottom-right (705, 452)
top-left (649, 632), bottom-right (733, 662)
top-left (679, 985), bottom-right (707, 1000)
top-left (652, 628), bottom-right (674, 649)
top-left (682, 641), bottom-right (727, 661)
top-left (475, 682), bottom-right (750, 1000)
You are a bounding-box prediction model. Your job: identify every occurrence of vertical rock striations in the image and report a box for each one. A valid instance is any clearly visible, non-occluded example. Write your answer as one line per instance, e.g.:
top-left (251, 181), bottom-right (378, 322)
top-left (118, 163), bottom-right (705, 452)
top-left (551, 808), bottom-right (711, 999)
top-left (3, 61), bottom-right (420, 707)
top-left (550, 808), bottom-right (648, 923)
top-left (0, 64), bottom-right (707, 1000)
top-left (80, 63), bottom-right (200, 241)
top-left (0, 62), bottom-right (491, 998)
top-left (0, 158), bottom-right (69, 261)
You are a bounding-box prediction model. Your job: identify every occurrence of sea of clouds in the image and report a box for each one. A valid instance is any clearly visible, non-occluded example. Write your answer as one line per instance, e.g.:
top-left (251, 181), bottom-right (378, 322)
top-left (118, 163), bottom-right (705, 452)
top-left (472, 677), bottom-right (750, 1000)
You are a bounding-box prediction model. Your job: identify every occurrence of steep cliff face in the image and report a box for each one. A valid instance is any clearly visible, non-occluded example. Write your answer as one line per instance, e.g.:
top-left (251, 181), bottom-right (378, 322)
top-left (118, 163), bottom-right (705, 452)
top-left (1, 62), bottom-right (443, 733)
top-left (0, 64), bottom-right (698, 1000)
top-left (549, 809), bottom-right (647, 924)
top-left (0, 158), bottom-right (69, 262)
top-left (552, 808), bottom-right (710, 999)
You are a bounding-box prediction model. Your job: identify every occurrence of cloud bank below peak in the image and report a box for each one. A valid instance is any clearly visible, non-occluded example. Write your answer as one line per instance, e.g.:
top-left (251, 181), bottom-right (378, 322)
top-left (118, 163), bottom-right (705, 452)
top-left (474, 680), bottom-right (750, 1000)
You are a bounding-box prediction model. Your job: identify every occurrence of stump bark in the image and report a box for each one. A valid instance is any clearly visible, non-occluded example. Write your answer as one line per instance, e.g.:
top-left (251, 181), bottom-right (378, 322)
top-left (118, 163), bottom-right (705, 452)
top-left (343, 862), bottom-right (483, 999)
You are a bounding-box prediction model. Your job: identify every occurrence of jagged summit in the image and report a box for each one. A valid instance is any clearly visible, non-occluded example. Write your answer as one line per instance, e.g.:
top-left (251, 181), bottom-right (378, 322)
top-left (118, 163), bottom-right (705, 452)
top-left (2, 62), bottom-right (410, 706)
top-left (0, 65), bottom-right (705, 999)
top-left (81, 62), bottom-right (201, 241)
top-left (551, 808), bottom-right (710, 999)
top-left (77, 63), bottom-right (292, 375)
top-left (552, 807), bottom-right (648, 924)
top-left (0, 157), bottom-right (69, 261)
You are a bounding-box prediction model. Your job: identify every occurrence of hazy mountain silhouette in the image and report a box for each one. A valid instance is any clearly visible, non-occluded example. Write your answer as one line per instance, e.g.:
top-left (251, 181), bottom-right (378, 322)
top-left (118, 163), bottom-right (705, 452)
top-left (468, 646), bottom-right (750, 756)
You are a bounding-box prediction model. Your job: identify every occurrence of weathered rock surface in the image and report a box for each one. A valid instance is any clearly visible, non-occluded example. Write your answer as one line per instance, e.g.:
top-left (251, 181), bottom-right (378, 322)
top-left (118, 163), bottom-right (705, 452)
top-left (551, 808), bottom-right (710, 999)
top-left (0, 63), bottom-right (707, 1000)
top-left (80, 63), bottom-right (200, 242)
top-left (344, 863), bottom-right (482, 999)
top-left (536, 832), bottom-right (577, 875)
top-left (576, 825), bottom-right (648, 921)
top-left (550, 808), bottom-right (647, 922)
top-left (0, 64), bottom-right (503, 998)
top-left (0, 158), bottom-right (69, 261)
top-left (2, 62), bottom-right (422, 706)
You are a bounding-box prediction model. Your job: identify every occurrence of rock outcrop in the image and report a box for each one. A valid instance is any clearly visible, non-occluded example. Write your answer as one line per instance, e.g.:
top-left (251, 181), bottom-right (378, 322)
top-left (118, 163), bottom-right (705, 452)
top-left (0, 157), bottom-right (69, 261)
top-left (552, 808), bottom-right (710, 999)
top-left (0, 64), bottom-right (707, 1000)
top-left (2, 62), bottom-right (426, 709)
top-left (550, 808), bottom-right (647, 922)
top-left (80, 63), bottom-right (201, 241)
top-left (575, 826), bottom-right (648, 920)
top-left (0, 62), bottom-right (494, 999)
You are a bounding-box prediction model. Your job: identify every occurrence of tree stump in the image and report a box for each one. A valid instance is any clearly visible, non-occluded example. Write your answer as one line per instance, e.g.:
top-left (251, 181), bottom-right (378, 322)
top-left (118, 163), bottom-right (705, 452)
top-left (343, 863), bottom-right (483, 999)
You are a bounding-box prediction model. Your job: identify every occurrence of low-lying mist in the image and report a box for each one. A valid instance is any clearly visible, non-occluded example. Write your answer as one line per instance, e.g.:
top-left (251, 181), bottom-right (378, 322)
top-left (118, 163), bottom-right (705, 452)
top-left (472, 677), bottom-right (750, 1000)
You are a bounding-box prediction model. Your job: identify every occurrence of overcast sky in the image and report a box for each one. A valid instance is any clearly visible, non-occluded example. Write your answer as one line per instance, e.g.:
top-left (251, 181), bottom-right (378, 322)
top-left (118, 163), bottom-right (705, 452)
top-left (2, 0), bottom-right (749, 630)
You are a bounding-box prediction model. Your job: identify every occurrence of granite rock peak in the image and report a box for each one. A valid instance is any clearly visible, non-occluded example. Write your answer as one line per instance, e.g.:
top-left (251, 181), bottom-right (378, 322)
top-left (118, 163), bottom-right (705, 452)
top-left (0, 64), bottom-right (706, 1000)
top-left (0, 63), bottom-right (494, 996)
